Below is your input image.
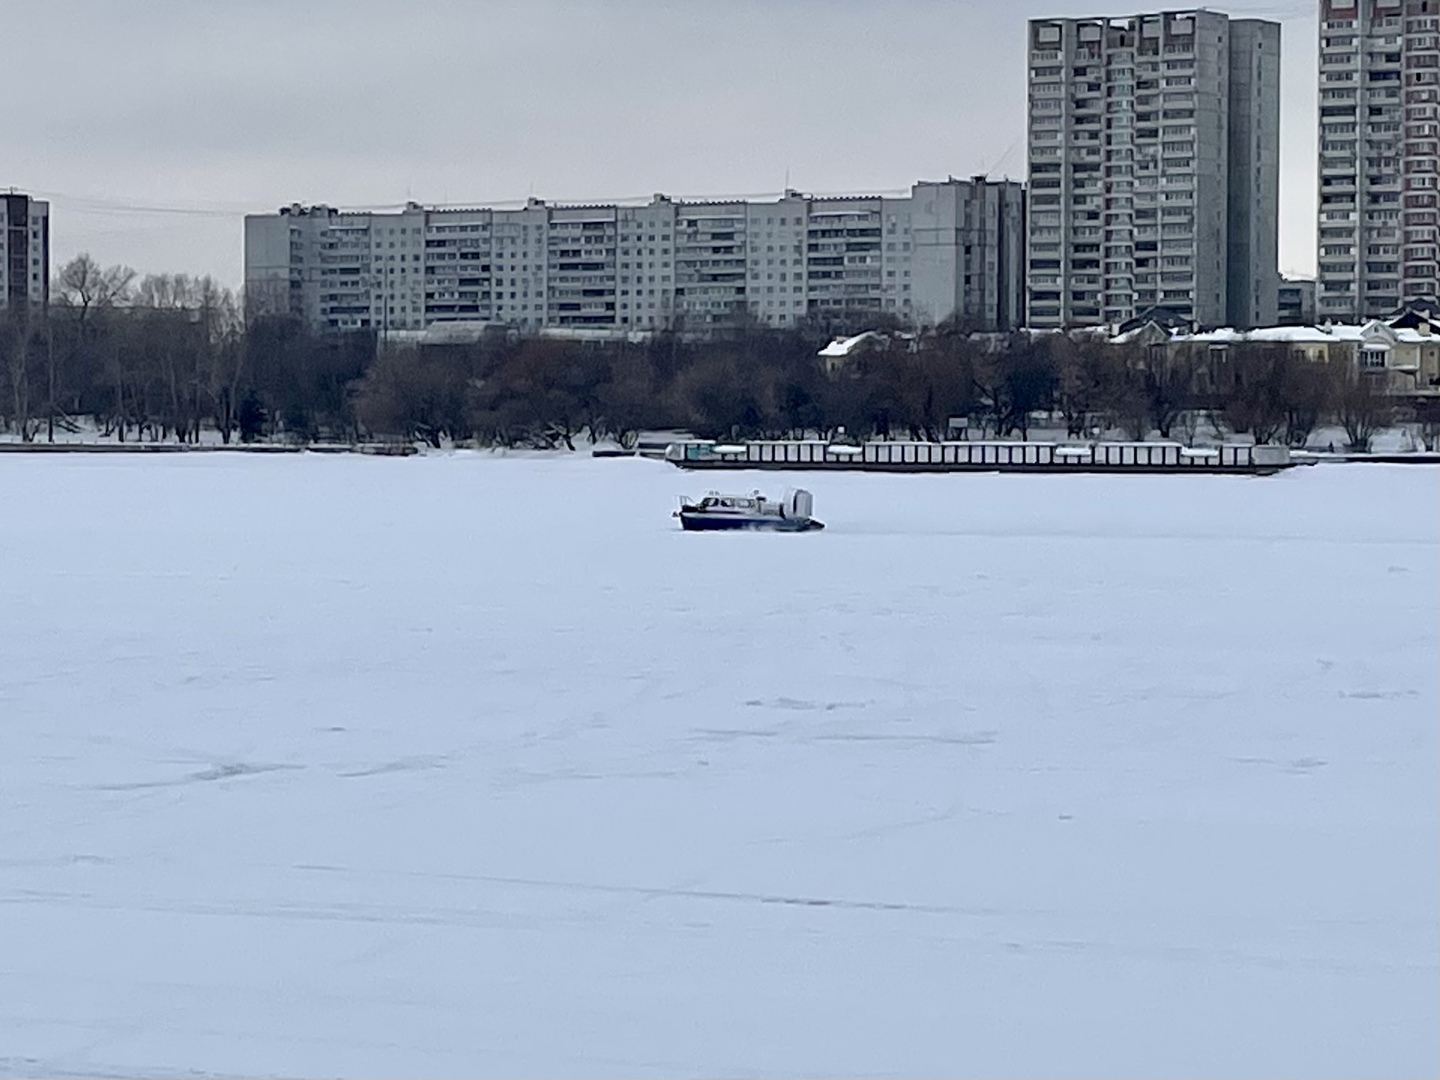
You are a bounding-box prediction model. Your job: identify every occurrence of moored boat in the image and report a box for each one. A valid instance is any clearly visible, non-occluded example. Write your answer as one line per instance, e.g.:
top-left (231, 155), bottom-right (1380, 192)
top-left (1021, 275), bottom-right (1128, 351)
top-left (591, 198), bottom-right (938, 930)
top-left (674, 489), bottom-right (824, 532)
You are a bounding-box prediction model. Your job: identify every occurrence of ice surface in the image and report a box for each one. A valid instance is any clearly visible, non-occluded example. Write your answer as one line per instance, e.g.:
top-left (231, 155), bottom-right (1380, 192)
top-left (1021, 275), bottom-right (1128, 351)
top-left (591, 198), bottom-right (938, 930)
top-left (1, 454), bottom-right (1436, 1079)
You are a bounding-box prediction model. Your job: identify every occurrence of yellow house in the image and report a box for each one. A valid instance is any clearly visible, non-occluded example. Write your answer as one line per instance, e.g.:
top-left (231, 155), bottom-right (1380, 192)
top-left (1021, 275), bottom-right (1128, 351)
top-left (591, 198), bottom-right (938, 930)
top-left (1113, 319), bottom-right (1440, 398)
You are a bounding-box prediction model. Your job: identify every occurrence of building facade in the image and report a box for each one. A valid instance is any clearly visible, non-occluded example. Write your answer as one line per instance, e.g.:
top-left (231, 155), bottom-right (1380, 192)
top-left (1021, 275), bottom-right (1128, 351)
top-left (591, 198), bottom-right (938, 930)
top-left (243, 179), bottom-right (1025, 336)
top-left (1119, 315), bottom-right (1440, 397)
top-left (910, 179), bottom-right (1026, 331)
top-left (1026, 10), bottom-right (1280, 330)
top-left (0, 192), bottom-right (50, 316)
top-left (1317, 0), bottom-right (1440, 321)
top-left (1277, 275), bottom-right (1318, 324)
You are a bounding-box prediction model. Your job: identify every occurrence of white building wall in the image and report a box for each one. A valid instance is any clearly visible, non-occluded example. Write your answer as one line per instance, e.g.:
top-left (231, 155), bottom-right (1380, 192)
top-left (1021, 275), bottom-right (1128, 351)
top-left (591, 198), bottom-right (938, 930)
top-left (912, 185), bottom-right (964, 327)
top-left (880, 197), bottom-right (914, 322)
top-left (424, 206), bottom-right (494, 327)
top-left (620, 198), bottom-right (677, 329)
top-left (805, 197), bottom-right (886, 320)
top-left (244, 181), bottom-right (1026, 337)
top-left (547, 204), bottom-right (618, 326)
top-left (911, 179), bottom-right (1026, 329)
top-left (370, 205), bottom-right (426, 333)
top-left (745, 195), bottom-right (809, 327)
top-left (674, 201), bottom-right (747, 327)
top-left (241, 213), bottom-right (297, 316)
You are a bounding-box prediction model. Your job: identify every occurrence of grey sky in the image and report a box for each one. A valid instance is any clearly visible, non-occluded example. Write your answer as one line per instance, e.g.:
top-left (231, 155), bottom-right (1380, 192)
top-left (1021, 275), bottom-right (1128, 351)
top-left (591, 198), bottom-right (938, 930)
top-left (10, 0), bottom-right (1319, 288)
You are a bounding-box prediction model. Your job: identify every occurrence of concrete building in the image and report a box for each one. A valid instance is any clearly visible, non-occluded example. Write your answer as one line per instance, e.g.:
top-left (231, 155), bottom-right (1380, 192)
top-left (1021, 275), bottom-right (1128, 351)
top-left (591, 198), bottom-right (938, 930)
top-left (1278, 275), bottom-right (1318, 324)
top-left (1228, 18), bottom-right (1283, 328)
top-left (1, 192), bottom-right (50, 316)
top-left (243, 179), bottom-right (1025, 337)
top-left (1316, 0), bottom-right (1440, 321)
top-left (1026, 9), bottom-right (1280, 331)
top-left (911, 179), bottom-right (1027, 331)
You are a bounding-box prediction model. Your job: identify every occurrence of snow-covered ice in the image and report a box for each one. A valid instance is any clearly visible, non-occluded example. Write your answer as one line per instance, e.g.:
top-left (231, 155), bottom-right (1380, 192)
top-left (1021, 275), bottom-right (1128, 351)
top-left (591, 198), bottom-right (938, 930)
top-left (1, 454), bottom-right (1436, 1079)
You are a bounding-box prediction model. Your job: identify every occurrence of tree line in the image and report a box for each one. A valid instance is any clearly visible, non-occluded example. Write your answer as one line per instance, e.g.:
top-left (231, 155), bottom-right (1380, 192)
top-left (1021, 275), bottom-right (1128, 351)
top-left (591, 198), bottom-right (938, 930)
top-left (0, 255), bottom-right (371, 444)
top-left (2, 254), bottom-right (1430, 451)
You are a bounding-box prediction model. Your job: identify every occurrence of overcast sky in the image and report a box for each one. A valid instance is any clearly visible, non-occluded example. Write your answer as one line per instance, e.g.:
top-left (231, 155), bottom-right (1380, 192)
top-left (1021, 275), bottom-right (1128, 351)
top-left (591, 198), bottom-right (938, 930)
top-left (10, 0), bottom-right (1318, 288)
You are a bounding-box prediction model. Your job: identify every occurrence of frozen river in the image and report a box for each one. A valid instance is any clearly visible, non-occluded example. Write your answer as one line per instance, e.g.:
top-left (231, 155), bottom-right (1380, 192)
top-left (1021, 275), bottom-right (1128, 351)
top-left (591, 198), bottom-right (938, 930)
top-left (1, 453), bottom-right (1436, 1078)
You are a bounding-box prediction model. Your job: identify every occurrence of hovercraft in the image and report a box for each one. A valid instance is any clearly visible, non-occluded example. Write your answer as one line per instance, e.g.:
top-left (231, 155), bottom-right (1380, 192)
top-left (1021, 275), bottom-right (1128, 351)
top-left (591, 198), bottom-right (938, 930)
top-left (674, 489), bottom-right (824, 532)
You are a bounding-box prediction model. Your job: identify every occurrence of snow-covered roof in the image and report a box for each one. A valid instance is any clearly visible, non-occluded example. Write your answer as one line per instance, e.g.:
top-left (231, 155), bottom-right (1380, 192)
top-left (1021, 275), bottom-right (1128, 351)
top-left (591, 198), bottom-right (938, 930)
top-left (818, 331), bottom-right (887, 358)
top-left (1109, 325), bottom-right (1161, 345)
top-left (418, 320), bottom-right (498, 344)
top-left (1115, 320), bottom-right (1440, 347)
top-left (539, 327), bottom-right (653, 344)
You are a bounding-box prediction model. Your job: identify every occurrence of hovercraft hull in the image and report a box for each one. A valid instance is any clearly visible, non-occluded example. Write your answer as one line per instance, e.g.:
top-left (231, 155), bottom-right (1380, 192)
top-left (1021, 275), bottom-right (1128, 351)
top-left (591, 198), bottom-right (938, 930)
top-left (678, 513), bottom-right (824, 532)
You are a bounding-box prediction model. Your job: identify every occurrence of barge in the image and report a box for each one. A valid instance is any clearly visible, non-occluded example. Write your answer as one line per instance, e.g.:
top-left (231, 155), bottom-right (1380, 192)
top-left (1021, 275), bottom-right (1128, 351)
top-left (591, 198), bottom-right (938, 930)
top-left (664, 439), bottom-right (1301, 475)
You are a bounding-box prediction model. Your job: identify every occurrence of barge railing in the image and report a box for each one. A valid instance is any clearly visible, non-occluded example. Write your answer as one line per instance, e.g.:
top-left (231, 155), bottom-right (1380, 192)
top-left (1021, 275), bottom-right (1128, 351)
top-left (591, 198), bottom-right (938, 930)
top-left (664, 438), bottom-right (1298, 474)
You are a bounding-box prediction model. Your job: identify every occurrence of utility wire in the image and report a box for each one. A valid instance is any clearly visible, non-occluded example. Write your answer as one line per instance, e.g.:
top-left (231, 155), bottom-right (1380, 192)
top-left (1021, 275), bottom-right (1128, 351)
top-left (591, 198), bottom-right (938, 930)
top-left (29, 185), bottom-right (930, 219)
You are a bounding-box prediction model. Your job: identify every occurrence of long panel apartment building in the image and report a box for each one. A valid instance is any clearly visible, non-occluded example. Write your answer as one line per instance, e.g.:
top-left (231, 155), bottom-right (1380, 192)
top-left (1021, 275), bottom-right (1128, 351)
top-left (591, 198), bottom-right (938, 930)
top-left (243, 178), bottom-right (1025, 336)
top-left (0, 192), bottom-right (50, 315)
top-left (1317, 0), bottom-right (1440, 320)
top-left (1026, 9), bottom-right (1280, 330)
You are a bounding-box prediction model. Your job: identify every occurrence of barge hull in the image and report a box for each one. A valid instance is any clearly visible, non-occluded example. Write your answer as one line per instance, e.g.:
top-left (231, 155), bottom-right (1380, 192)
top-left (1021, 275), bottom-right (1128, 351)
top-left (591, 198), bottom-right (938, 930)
top-left (674, 460), bottom-right (1286, 476)
top-left (665, 439), bottom-right (1297, 476)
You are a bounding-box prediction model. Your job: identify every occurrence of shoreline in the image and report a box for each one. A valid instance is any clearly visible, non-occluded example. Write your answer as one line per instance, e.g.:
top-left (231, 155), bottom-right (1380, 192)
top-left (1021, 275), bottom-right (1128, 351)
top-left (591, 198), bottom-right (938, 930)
top-left (0, 439), bottom-right (1437, 467)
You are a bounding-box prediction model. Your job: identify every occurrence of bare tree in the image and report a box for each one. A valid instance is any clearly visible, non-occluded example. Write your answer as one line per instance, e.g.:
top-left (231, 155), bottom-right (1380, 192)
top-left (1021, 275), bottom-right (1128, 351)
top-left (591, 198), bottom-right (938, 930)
top-left (50, 255), bottom-right (135, 441)
top-left (194, 277), bottom-right (244, 443)
top-left (1333, 362), bottom-right (1394, 452)
top-left (126, 273), bottom-right (239, 443)
top-left (1414, 398), bottom-right (1440, 451)
top-left (0, 306), bottom-right (45, 441)
top-left (54, 254), bottom-right (136, 322)
top-left (1176, 408), bottom-right (1205, 446)
top-left (1279, 355), bottom-right (1335, 448)
top-left (1052, 336), bottom-right (1109, 437)
top-left (1222, 343), bottom-right (1292, 445)
top-left (1141, 346), bottom-right (1192, 439)
top-left (973, 334), bottom-right (1056, 439)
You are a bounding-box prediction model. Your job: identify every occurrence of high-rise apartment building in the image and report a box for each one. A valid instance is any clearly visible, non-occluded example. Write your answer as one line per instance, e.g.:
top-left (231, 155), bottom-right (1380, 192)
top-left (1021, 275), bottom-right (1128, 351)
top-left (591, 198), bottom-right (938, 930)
top-left (1317, 0), bottom-right (1440, 320)
top-left (0, 192), bottom-right (50, 316)
top-left (1026, 10), bottom-right (1280, 330)
top-left (243, 179), bottom-right (1025, 336)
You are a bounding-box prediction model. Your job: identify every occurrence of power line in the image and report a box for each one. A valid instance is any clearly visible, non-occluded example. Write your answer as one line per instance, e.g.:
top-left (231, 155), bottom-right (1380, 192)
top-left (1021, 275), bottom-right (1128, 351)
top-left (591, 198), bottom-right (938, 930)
top-left (30, 191), bottom-right (251, 218)
top-left (30, 184), bottom-right (931, 221)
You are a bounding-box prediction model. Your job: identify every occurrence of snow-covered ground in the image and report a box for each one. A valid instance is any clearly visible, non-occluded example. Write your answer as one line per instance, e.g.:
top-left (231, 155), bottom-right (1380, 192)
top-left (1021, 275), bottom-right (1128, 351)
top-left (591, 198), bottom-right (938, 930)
top-left (1, 455), bottom-right (1435, 1079)
top-left (2, 417), bottom-right (1436, 452)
